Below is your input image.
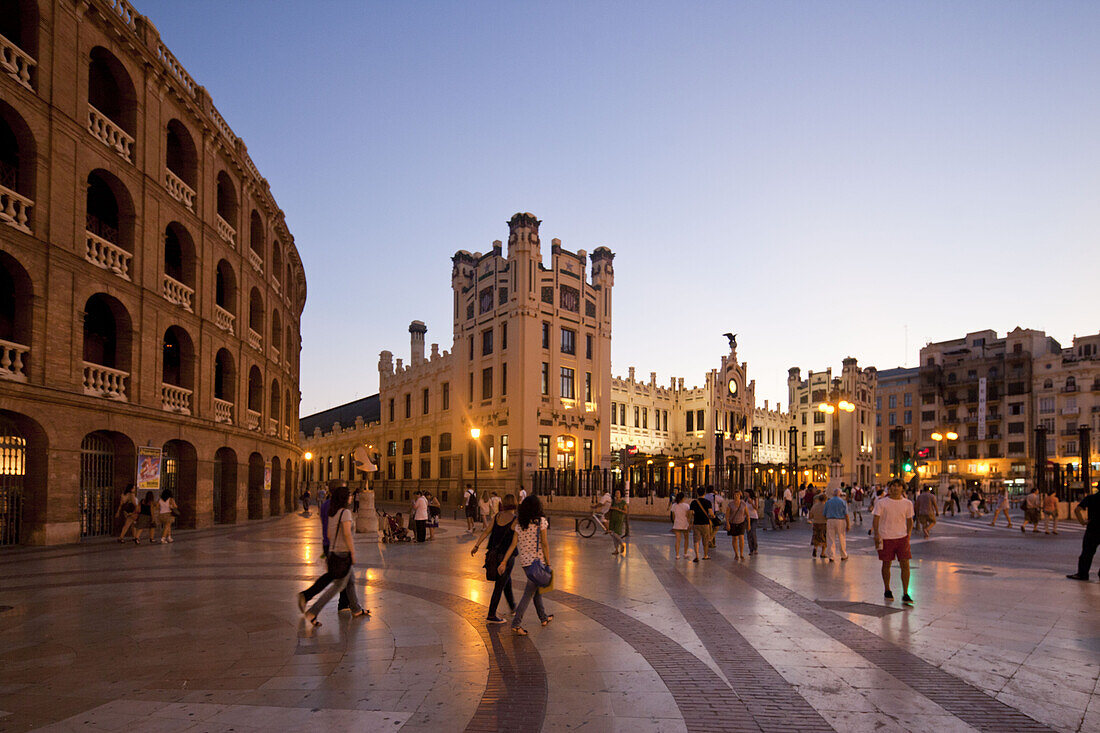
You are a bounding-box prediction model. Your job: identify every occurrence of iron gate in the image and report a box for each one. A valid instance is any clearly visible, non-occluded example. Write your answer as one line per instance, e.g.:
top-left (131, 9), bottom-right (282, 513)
top-left (0, 417), bottom-right (25, 546)
top-left (80, 433), bottom-right (117, 538)
top-left (162, 443), bottom-right (178, 499)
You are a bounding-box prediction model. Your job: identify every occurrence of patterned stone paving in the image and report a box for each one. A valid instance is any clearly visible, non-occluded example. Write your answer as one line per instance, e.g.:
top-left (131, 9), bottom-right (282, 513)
top-left (0, 512), bottom-right (1097, 732)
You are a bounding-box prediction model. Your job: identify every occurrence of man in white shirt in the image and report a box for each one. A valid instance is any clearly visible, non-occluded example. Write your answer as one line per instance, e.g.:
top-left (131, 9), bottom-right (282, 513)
top-left (593, 490), bottom-right (612, 532)
top-left (872, 479), bottom-right (915, 605)
top-left (412, 491), bottom-right (429, 543)
top-left (518, 488), bottom-right (528, 502)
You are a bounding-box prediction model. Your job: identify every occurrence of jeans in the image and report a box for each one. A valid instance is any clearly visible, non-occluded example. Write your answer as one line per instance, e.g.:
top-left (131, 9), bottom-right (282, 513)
top-left (415, 519), bottom-right (427, 542)
top-left (1078, 529), bottom-right (1099, 578)
top-left (488, 559), bottom-right (516, 618)
top-left (746, 523), bottom-right (758, 554)
top-left (306, 555), bottom-right (361, 616)
top-left (512, 574), bottom-right (547, 629)
top-left (302, 568), bottom-right (352, 610)
top-left (826, 518), bottom-right (848, 559)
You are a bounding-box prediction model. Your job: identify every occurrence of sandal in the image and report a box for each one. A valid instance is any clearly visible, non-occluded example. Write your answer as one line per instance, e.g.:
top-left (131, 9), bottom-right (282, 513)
top-left (512, 627), bottom-right (528, 636)
top-left (352, 609), bottom-right (370, 618)
top-left (541, 615), bottom-right (554, 627)
top-left (304, 614), bottom-right (321, 627)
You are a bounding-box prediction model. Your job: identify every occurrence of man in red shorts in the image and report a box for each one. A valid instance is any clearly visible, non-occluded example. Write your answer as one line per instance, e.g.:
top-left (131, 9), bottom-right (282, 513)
top-left (873, 479), bottom-right (915, 605)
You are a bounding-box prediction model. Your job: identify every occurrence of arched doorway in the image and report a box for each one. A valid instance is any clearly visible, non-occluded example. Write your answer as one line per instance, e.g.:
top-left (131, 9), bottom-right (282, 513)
top-left (162, 440), bottom-right (197, 529)
top-left (213, 447), bottom-right (237, 524)
top-left (268, 456), bottom-right (282, 516)
top-left (0, 410), bottom-right (46, 546)
top-left (79, 430), bottom-right (134, 538)
top-left (247, 452), bottom-right (264, 519)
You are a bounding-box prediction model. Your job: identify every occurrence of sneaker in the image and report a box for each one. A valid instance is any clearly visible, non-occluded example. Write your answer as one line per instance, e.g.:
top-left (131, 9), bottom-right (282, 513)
top-left (486, 616), bottom-right (506, 624)
top-left (166, 537), bottom-right (174, 543)
top-left (884, 590), bottom-right (894, 601)
top-left (1066, 574), bottom-right (1089, 581)
top-left (902, 595), bottom-right (914, 606)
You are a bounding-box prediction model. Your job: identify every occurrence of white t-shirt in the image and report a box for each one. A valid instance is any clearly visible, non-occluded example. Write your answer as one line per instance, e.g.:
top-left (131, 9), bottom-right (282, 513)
top-left (670, 501), bottom-right (692, 530)
top-left (783, 488), bottom-right (793, 503)
top-left (519, 489), bottom-right (527, 501)
top-left (516, 517), bottom-right (548, 567)
top-left (597, 492), bottom-right (612, 515)
top-left (489, 496), bottom-right (502, 514)
top-left (873, 497), bottom-right (914, 540)
top-left (413, 496), bottom-right (429, 521)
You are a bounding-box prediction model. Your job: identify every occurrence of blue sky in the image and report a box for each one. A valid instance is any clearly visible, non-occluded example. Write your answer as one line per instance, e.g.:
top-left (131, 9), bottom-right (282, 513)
top-left (137, 1), bottom-right (1100, 415)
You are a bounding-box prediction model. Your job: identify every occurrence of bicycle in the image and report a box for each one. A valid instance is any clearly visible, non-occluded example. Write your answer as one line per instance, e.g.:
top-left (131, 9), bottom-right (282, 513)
top-left (575, 512), bottom-right (607, 538)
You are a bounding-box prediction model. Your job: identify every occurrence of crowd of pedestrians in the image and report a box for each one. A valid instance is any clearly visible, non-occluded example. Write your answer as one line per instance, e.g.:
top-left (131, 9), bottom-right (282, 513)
top-left (115, 485), bottom-right (178, 544)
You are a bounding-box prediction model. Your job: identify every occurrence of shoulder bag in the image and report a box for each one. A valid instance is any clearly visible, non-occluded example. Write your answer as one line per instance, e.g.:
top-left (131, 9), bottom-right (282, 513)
top-left (326, 509), bottom-right (353, 580)
top-left (523, 522), bottom-right (553, 588)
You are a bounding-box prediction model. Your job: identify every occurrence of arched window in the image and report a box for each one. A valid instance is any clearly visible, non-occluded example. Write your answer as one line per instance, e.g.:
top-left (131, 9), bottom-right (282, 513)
top-left (164, 119), bottom-right (197, 207)
top-left (0, 251), bottom-right (32, 380)
top-left (270, 378), bottom-right (281, 434)
top-left (248, 288), bottom-right (264, 348)
top-left (248, 210), bottom-right (264, 271)
top-left (163, 222), bottom-right (195, 311)
top-left (284, 387), bottom-right (293, 429)
top-left (82, 293), bottom-right (132, 400)
top-left (214, 348), bottom-right (235, 397)
top-left (285, 324), bottom-right (293, 366)
top-left (1066, 376), bottom-right (1077, 390)
top-left (87, 47), bottom-right (136, 160)
top-left (272, 241), bottom-right (283, 286)
top-left (161, 325), bottom-right (194, 414)
top-left (247, 365), bottom-right (263, 416)
top-left (0, 101), bottom-right (35, 232)
top-left (215, 171), bottom-right (238, 243)
top-left (85, 170), bottom-right (134, 279)
top-left (271, 308), bottom-right (282, 357)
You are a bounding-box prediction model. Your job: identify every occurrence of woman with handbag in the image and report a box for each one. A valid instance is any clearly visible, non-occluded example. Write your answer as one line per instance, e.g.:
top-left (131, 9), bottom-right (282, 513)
top-left (499, 495), bottom-right (553, 636)
top-left (156, 489), bottom-right (178, 544)
top-left (301, 486), bottom-right (368, 626)
top-left (116, 484), bottom-right (138, 542)
top-left (471, 494), bottom-right (517, 623)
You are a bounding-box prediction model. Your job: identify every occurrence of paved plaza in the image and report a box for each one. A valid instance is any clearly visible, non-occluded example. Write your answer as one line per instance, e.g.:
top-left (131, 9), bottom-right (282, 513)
top-left (0, 509), bottom-right (1097, 733)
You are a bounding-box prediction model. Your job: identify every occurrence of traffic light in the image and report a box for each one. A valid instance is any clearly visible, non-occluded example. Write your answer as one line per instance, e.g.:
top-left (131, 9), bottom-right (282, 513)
top-left (901, 452), bottom-right (914, 473)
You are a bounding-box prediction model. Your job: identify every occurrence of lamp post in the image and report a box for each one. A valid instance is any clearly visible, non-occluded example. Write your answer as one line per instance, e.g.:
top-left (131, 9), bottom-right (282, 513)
top-left (818, 396), bottom-right (855, 489)
top-left (303, 451), bottom-right (313, 491)
top-left (930, 429), bottom-right (958, 487)
top-left (470, 427), bottom-right (480, 498)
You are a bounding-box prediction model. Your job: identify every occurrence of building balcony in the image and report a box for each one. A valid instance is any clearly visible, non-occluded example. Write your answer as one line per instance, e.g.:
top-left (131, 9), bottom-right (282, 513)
top-left (164, 168), bottom-right (195, 210)
top-left (161, 383), bottom-right (192, 415)
top-left (216, 215), bottom-right (236, 248)
top-left (86, 105), bottom-right (133, 162)
top-left (270, 344), bottom-right (280, 362)
top-left (281, 425), bottom-right (290, 441)
top-left (246, 409), bottom-right (261, 431)
top-left (214, 305), bottom-right (235, 335)
top-left (248, 249), bottom-right (263, 274)
top-left (267, 417), bottom-right (278, 436)
top-left (214, 398), bottom-right (234, 425)
top-left (1062, 406), bottom-right (1080, 416)
top-left (162, 274), bottom-right (194, 312)
top-left (1062, 429), bottom-right (1079, 437)
top-left (1062, 385), bottom-right (1078, 393)
top-left (248, 328), bottom-right (262, 352)
top-left (0, 32), bottom-right (35, 91)
top-left (0, 338), bottom-right (29, 382)
top-left (84, 231), bottom-right (132, 280)
top-left (0, 183), bottom-right (32, 234)
top-left (82, 362), bottom-right (128, 401)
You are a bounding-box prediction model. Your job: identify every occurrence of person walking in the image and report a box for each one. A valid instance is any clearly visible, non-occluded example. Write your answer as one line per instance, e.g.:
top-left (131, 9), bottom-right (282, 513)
top-left (471, 494), bottom-right (517, 623)
top-left (809, 493), bottom-right (827, 558)
top-left (427, 491), bottom-right (441, 540)
top-left (725, 491), bottom-right (749, 560)
top-left (300, 486), bottom-right (368, 625)
top-left (463, 484), bottom-right (478, 533)
top-left (852, 485), bottom-right (864, 524)
top-left (914, 487), bottom-right (938, 539)
top-left (155, 489), bottom-right (178, 543)
top-left (300, 489), bottom-right (311, 516)
top-left (873, 479), bottom-right (915, 604)
top-left (478, 491), bottom-right (491, 531)
top-left (941, 487), bottom-right (955, 517)
top-left (763, 493), bottom-right (777, 531)
top-left (488, 491), bottom-right (502, 516)
top-left (783, 485), bottom-right (795, 524)
top-left (670, 492), bottom-right (691, 558)
top-left (989, 487), bottom-right (1012, 528)
top-left (1021, 487), bottom-right (1042, 534)
top-left (704, 486), bottom-right (723, 550)
top-left (801, 484), bottom-right (816, 519)
top-left (499, 495), bottom-right (553, 635)
top-left (116, 484), bottom-right (138, 542)
top-left (412, 491), bottom-right (429, 543)
top-left (824, 487), bottom-right (850, 561)
top-left (1042, 487), bottom-right (1060, 534)
top-left (689, 487), bottom-right (714, 562)
top-left (745, 493), bottom-right (760, 555)
top-left (1066, 490), bottom-right (1100, 582)
top-left (132, 491), bottom-right (156, 544)
top-left (608, 489), bottom-right (628, 555)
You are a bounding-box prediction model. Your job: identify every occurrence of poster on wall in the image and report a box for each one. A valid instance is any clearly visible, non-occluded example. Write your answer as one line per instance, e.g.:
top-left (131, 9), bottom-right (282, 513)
top-left (264, 465), bottom-right (272, 494)
top-left (137, 447), bottom-right (162, 491)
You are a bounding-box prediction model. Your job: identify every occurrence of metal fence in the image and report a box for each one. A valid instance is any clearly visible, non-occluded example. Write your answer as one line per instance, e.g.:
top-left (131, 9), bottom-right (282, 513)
top-left (80, 434), bottom-right (117, 538)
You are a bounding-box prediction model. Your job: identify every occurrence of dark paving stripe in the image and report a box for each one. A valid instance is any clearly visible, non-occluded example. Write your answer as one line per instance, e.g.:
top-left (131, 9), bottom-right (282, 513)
top-left (366, 578), bottom-right (547, 733)
top-left (546, 589), bottom-right (764, 733)
top-left (725, 564), bottom-right (1053, 733)
top-left (639, 546), bottom-right (834, 733)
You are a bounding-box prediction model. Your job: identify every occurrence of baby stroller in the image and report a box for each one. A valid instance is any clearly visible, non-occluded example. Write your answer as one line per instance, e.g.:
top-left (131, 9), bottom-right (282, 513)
top-left (380, 511), bottom-right (411, 543)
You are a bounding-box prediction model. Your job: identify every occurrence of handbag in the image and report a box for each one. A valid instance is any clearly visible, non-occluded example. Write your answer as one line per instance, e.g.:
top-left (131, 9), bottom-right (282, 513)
top-left (326, 509), bottom-right (353, 579)
top-left (523, 521), bottom-right (553, 588)
top-left (484, 547), bottom-right (501, 581)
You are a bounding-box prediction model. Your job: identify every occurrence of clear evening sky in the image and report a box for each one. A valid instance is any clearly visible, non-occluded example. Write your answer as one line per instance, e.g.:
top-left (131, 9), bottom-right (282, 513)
top-left (137, 1), bottom-right (1100, 415)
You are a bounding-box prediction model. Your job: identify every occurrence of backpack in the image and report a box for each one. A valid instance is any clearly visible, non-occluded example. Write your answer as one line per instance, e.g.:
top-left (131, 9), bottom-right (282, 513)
top-left (466, 490), bottom-right (478, 511)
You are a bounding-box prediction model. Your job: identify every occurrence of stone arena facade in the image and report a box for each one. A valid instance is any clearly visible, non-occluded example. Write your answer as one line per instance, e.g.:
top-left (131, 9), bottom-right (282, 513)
top-left (0, 0), bottom-right (306, 545)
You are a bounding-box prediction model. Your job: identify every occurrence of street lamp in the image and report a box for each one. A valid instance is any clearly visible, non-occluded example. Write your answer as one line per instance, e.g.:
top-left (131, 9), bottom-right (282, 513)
top-left (818, 397), bottom-right (855, 488)
top-left (930, 429), bottom-right (958, 481)
top-left (470, 427), bottom-right (480, 497)
top-left (302, 451), bottom-right (313, 490)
